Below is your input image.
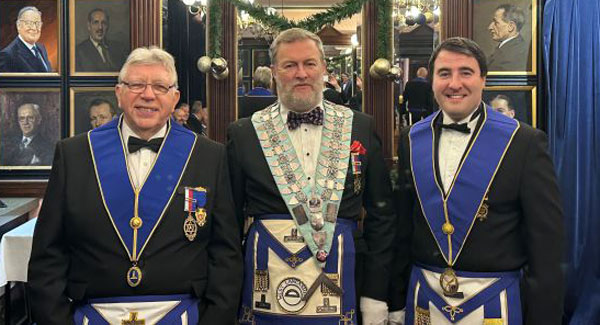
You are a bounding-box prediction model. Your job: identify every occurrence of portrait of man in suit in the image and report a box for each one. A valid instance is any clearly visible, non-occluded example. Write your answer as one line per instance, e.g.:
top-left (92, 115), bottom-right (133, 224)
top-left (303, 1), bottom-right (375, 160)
top-left (0, 103), bottom-right (53, 166)
top-left (0, 6), bottom-right (53, 73)
top-left (75, 7), bottom-right (128, 72)
top-left (490, 94), bottom-right (516, 118)
top-left (88, 98), bottom-right (116, 129)
top-left (486, 4), bottom-right (531, 71)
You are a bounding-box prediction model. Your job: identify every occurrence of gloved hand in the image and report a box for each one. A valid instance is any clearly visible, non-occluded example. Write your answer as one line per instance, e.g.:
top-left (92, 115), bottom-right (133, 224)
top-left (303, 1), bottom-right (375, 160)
top-left (360, 296), bottom-right (389, 325)
top-left (388, 309), bottom-right (406, 325)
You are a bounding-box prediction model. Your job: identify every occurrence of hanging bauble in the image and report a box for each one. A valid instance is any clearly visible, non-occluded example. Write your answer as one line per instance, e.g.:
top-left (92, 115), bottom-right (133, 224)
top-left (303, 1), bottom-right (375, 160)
top-left (424, 12), bottom-right (434, 24)
top-left (372, 58), bottom-right (391, 75)
top-left (197, 56), bottom-right (212, 73)
top-left (388, 65), bottom-right (403, 80)
top-left (405, 16), bottom-right (416, 26)
top-left (416, 13), bottom-right (426, 25)
top-left (210, 57), bottom-right (229, 80)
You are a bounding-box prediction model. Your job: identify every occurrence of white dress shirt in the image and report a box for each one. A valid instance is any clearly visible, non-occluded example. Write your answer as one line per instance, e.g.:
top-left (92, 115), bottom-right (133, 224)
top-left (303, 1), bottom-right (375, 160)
top-left (280, 104), bottom-right (322, 187)
top-left (121, 120), bottom-right (167, 190)
top-left (438, 109), bottom-right (480, 194)
top-left (89, 37), bottom-right (107, 63)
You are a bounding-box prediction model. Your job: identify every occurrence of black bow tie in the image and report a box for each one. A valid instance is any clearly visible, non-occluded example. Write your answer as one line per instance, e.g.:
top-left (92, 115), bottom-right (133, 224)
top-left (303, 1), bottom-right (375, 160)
top-left (440, 123), bottom-right (470, 134)
top-left (286, 107), bottom-right (324, 130)
top-left (128, 136), bottom-right (164, 153)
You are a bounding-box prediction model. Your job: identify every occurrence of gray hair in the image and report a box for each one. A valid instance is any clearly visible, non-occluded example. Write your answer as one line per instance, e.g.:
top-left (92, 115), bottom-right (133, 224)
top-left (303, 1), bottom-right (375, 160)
top-left (118, 46), bottom-right (178, 87)
top-left (496, 4), bottom-right (525, 31)
top-left (17, 103), bottom-right (41, 119)
top-left (253, 66), bottom-right (272, 89)
top-left (269, 28), bottom-right (325, 64)
top-left (17, 6), bottom-right (42, 26)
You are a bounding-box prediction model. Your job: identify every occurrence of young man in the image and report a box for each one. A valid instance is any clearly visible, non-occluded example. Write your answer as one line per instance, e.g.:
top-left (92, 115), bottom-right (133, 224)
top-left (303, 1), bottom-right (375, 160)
top-left (228, 28), bottom-right (396, 324)
top-left (389, 37), bottom-right (564, 324)
top-left (28, 47), bottom-right (242, 324)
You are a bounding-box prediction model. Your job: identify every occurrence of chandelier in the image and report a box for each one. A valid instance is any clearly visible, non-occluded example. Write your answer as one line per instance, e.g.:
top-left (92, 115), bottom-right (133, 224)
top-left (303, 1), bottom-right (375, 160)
top-left (393, 0), bottom-right (440, 32)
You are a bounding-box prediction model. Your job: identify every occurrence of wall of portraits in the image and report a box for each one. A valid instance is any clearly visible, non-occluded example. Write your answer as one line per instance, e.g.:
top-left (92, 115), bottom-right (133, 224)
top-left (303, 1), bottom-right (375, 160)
top-left (0, 0), bottom-right (134, 177)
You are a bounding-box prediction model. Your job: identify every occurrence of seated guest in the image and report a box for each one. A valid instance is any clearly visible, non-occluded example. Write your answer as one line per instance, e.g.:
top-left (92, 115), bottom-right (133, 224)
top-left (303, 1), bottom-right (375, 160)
top-left (28, 46), bottom-right (242, 324)
top-left (247, 66), bottom-right (273, 96)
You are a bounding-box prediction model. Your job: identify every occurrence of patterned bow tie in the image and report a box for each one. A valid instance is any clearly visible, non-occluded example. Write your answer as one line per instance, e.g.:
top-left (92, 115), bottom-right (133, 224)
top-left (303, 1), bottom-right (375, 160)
top-left (128, 136), bottom-right (164, 153)
top-left (440, 123), bottom-right (470, 134)
top-left (286, 107), bottom-right (324, 130)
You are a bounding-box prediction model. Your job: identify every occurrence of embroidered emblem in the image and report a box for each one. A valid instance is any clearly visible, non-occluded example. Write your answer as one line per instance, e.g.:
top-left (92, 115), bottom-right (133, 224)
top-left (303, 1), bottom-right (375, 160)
top-left (122, 312), bottom-right (145, 325)
top-left (442, 305), bottom-right (464, 321)
top-left (276, 277), bottom-right (308, 313)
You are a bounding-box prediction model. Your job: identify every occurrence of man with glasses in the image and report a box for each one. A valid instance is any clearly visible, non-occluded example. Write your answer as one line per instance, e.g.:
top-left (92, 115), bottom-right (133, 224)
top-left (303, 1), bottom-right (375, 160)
top-left (0, 6), bottom-right (52, 73)
top-left (0, 103), bottom-right (53, 166)
top-left (76, 8), bottom-right (128, 72)
top-left (28, 47), bottom-right (243, 324)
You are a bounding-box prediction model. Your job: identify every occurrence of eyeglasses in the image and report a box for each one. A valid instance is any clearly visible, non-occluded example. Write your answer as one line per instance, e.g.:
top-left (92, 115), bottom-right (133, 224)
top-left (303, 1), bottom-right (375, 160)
top-left (121, 81), bottom-right (176, 95)
top-left (19, 20), bottom-right (43, 29)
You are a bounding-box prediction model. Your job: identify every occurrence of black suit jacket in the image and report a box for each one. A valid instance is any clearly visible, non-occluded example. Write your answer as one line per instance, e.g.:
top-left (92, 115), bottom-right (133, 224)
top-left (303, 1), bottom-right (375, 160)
top-left (389, 113), bottom-right (565, 324)
top-left (488, 34), bottom-right (531, 71)
top-left (0, 37), bottom-right (51, 73)
top-left (28, 130), bottom-right (243, 325)
top-left (75, 39), bottom-right (127, 72)
top-left (401, 77), bottom-right (433, 114)
top-left (227, 103), bottom-right (396, 301)
top-left (0, 133), bottom-right (53, 166)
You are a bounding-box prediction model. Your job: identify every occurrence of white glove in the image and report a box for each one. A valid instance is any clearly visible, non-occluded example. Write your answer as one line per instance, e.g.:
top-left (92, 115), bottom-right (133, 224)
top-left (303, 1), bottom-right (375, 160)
top-left (360, 297), bottom-right (389, 325)
top-left (388, 309), bottom-right (406, 325)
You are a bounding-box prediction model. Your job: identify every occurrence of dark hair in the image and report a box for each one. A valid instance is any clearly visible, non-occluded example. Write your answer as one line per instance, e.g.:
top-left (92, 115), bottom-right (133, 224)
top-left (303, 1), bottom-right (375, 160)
top-left (87, 8), bottom-right (108, 23)
top-left (428, 37), bottom-right (488, 77)
top-left (88, 98), bottom-right (115, 114)
top-left (496, 4), bottom-right (525, 31)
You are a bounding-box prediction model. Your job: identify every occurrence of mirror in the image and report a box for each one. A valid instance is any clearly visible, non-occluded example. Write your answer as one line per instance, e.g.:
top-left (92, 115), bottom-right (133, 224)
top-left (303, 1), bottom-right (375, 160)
top-left (236, 0), bottom-right (363, 119)
top-left (392, 0), bottom-right (441, 154)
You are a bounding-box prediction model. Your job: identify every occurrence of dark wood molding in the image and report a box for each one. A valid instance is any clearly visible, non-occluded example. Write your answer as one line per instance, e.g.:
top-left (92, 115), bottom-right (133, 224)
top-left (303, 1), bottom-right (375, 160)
top-left (442, 0), bottom-right (470, 39)
top-left (207, 0), bottom-right (237, 143)
top-left (362, 1), bottom-right (394, 160)
top-left (0, 181), bottom-right (47, 198)
top-left (131, 0), bottom-right (162, 47)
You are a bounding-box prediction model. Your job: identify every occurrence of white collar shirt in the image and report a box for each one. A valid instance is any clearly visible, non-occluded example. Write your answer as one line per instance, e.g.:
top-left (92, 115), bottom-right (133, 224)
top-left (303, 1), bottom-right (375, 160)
top-left (280, 103), bottom-right (323, 187)
top-left (498, 34), bottom-right (518, 48)
top-left (90, 37), bottom-right (106, 63)
top-left (438, 108), bottom-right (480, 194)
top-left (121, 120), bottom-right (167, 190)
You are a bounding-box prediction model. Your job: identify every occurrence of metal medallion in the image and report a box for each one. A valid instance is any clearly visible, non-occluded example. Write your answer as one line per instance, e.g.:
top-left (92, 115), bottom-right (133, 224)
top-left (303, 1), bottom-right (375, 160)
top-left (184, 214), bottom-right (198, 241)
top-left (440, 268), bottom-right (460, 296)
top-left (126, 265), bottom-right (142, 287)
top-left (195, 207), bottom-right (207, 227)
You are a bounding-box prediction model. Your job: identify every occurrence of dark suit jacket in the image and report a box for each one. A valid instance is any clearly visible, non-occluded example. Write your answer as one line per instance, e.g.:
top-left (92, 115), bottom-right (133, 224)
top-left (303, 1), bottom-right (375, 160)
top-left (0, 133), bottom-right (53, 166)
top-left (0, 37), bottom-right (51, 73)
top-left (488, 34), bottom-right (531, 71)
top-left (237, 95), bottom-right (277, 119)
top-left (323, 87), bottom-right (345, 105)
top-left (389, 111), bottom-right (565, 324)
top-left (187, 114), bottom-right (206, 135)
top-left (28, 127), bottom-right (243, 325)
top-left (401, 77), bottom-right (433, 115)
top-left (227, 103), bottom-right (396, 302)
top-left (75, 39), bottom-right (127, 72)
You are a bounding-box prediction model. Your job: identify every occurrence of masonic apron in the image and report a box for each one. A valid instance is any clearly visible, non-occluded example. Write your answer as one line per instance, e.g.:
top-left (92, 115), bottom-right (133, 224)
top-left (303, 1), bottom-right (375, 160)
top-left (75, 117), bottom-right (200, 324)
top-left (406, 107), bottom-right (521, 324)
top-left (239, 103), bottom-right (358, 324)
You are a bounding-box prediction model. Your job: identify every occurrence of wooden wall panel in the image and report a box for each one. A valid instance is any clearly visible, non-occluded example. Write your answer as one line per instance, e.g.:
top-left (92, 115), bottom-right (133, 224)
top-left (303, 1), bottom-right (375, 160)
top-left (207, 0), bottom-right (237, 143)
top-left (131, 0), bottom-right (162, 47)
top-left (362, 1), bottom-right (394, 161)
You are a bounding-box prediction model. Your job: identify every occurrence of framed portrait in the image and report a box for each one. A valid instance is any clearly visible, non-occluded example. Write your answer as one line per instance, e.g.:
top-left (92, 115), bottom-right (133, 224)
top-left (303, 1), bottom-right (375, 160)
top-left (69, 0), bottom-right (131, 75)
top-left (0, 88), bottom-right (61, 170)
top-left (240, 49), bottom-right (250, 77)
top-left (472, 0), bottom-right (537, 75)
top-left (0, 0), bottom-right (61, 75)
top-left (484, 86), bottom-right (537, 127)
top-left (252, 49), bottom-right (270, 72)
top-left (69, 87), bottom-right (120, 136)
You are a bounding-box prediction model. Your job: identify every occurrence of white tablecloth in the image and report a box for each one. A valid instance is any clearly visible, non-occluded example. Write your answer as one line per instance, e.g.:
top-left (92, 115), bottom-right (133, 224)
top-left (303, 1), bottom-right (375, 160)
top-left (0, 218), bottom-right (37, 287)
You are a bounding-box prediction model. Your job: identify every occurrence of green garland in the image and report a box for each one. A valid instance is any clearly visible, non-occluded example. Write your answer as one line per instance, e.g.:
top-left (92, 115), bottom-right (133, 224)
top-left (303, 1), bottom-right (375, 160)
top-left (208, 0), bottom-right (391, 61)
